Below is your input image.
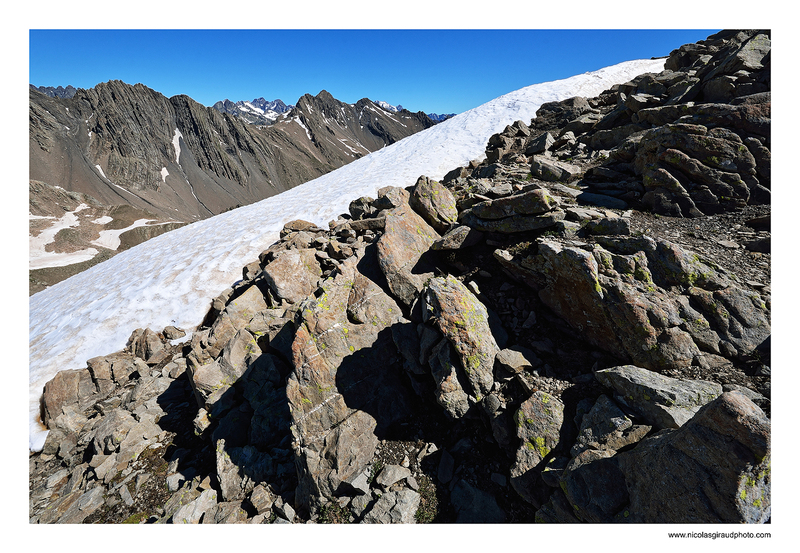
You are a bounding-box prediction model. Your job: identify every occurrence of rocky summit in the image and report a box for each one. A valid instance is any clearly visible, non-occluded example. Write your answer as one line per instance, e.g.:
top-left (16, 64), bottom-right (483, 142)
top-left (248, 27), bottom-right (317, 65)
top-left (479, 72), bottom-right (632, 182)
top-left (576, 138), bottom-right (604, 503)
top-left (30, 30), bottom-right (771, 525)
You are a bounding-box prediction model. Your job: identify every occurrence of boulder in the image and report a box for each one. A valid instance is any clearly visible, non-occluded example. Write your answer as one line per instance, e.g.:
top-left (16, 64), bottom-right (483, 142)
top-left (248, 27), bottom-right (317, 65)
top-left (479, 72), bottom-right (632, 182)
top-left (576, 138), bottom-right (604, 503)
top-left (375, 465), bottom-right (412, 489)
top-left (465, 188), bottom-right (559, 220)
top-left (262, 248), bottom-right (322, 304)
top-left (204, 283), bottom-right (270, 353)
top-left (422, 275), bottom-right (499, 400)
top-left (495, 346), bottom-right (540, 375)
top-left (376, 200), bottom-right (440, 306)
top-left (560, 449), bottom-right (628, 522)
top-left (409, 175), bottom-right (458, 233)
top-left (570, 394), bottom-right (651, 457)
top-left (362, 489), bottom-right (420, 524)
top-left (595, 365), bottom-right (722, 429)
top-left (428, 338), bottom-right (471, 419)
top-left (618, 391), bottom-right (770, 523)
top-left (431, 225), bottom-right (484, 250)
top-left (510, 391), bottom-right (564, 507)
top-left (530, 156), bottom-right (583, 182)
top-left (506, 236), bottom-right (769, 371)
top-left (450, 480), bottom-right (506, 523)
top-left (188, 328), bottom-right (262, 408)
top-left (525, 132), bottom-right (554, 155)
top-left (41, 368), bottom-right (98, 426)
top-left (128, 327), bottom-right (170, 365)
top-left (460, 207), bottom-right (565, 234)
top-left (172, 489), bottom-right (218, 524)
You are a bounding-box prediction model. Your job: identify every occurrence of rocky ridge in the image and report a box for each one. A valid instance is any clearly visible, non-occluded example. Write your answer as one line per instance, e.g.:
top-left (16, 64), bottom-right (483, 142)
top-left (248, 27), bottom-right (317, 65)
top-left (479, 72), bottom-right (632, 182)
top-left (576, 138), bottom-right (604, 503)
top-left (30, 30), bottom-right (771, 525)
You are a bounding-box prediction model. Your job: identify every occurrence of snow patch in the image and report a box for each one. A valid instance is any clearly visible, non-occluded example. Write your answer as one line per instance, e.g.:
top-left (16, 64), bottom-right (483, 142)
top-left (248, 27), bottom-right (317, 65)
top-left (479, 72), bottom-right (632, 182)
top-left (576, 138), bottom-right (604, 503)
top-left (91, 219), bottom-right (159, 250)
top-left (293, 116), bottom-right (312, 140)
top-left (172, 128), bottom-right (183, 165)
top-left (161, 167), bottom-right (169, 182)
top-left (92, 216), bottom-right (113, 225)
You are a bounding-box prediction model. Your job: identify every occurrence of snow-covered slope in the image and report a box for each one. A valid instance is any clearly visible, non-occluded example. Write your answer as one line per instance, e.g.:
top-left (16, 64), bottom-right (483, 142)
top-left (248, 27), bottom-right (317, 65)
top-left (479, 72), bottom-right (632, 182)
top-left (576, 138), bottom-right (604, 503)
top-left (28, 58), bottom-right (666, 450)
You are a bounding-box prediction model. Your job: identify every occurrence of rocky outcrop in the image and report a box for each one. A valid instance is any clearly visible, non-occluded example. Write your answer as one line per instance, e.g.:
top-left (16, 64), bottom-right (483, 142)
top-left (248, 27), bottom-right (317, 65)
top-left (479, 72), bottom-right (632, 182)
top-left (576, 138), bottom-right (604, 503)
top-left (477, 30), bottom-right (770, 219)
top-left (30, 30), bottom-right (770, 525)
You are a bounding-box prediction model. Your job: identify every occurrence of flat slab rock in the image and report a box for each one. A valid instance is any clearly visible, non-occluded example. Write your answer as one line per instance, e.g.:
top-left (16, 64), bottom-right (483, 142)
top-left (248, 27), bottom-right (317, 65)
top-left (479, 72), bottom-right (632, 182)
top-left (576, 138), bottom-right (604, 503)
top-left (595, 365), bottom-right (723, 429)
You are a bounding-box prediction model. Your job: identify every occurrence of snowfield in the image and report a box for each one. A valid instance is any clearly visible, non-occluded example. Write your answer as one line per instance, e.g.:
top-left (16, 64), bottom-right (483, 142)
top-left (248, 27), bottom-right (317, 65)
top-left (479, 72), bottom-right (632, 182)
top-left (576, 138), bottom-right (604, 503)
top-left (28, 58), bottom-right (666, 450)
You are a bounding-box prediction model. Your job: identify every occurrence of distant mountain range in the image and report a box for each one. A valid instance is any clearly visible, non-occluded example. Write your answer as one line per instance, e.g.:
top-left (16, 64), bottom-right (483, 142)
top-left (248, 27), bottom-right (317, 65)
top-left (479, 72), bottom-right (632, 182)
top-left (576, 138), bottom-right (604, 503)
top-left (211, 98), bottom-right (294, 126)
top-left (373, 99), bottom-right (456, 122)
top-left (214, 96), bottom-right (456, 126)
top-left (30, 84), bottom-right (77, 99)
top-left (30, 83), bottom-right (456, 126)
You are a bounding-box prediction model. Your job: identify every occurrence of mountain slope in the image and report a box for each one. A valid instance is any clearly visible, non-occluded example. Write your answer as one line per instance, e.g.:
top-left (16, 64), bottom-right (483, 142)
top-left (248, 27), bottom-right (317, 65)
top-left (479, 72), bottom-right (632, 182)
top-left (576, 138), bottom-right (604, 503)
top-left (28, 57), bottom-right (666, 451)
top-left (29, 83), bottom-right (435, 224)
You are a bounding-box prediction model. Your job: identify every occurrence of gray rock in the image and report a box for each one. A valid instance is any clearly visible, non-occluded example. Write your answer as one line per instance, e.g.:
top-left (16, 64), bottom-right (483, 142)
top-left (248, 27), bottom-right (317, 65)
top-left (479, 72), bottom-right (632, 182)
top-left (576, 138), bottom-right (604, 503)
top-left (158, 487), bottom-right (202, 523)
top-left (58, 486), bottom-right (106, 523)
top-left (163, 325), bottom-right (185, 340)
top-left (172, 489), bottom-right (218, 524)
top-left (466, 188), bottom-right (559, 220)
top-left (286, 247), bottom-right (412, 514)
top-left (128, 327), bottom-right (170, 365)
top-left (362, 489), bottom-right (420, 524)
top-left (491, 473), bottom-right (507, 487)
top-left (273, 497), bottom-right (296, 522)
top-left (90, 408), bottom-right (138, 454)
top-left (375, 465), bottom-right (412, 489)
top-left (561, 449), bottom-right (628, 522)
top-left (189, 329), bottom-right (261, 407)
top-left (202, 501), bottom-right (249, 524)
top-left (595, 365), bottom-right (722, 429)
top-left (570, 394), bottom-right (651, 457)
top-left (41, 368), bottom-right (99, 427)
top-left (350, 492), bottom-right (375, 518)
top-left (460, 208), bottom-right (566, 234)
top-left (349, 196), bottom-right (376, 220)
top-left (428, 338), bottom-right (471, 418)
top-left (248, 484), bottom-right (275, 514)
top-left (423, 275), bottom-right (499, 399)
top-left (509, 391), bottom-right (564, 507)
top-left (530, 155), bottom-right (583, 182)
top-left (618, 391), bottom-right (770, 523)
top-left (431, 225), bottom-right (484, 250)
top-left (495, 346), bottom-right (540, 374)
top-left (409, 175), bottom-right (458, 233)
top-left (376, 201), bottom-right (440, 306)
top-left (583, 217), bottom-right (631, 236)
top-left (262, 248), bottom-right (321, 304)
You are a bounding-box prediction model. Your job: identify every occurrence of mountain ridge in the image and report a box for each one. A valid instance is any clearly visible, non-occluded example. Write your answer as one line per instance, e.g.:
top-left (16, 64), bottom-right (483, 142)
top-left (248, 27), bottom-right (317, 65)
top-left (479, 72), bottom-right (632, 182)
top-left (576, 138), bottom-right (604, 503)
top-left (29, 82), bottom-right (435, 224)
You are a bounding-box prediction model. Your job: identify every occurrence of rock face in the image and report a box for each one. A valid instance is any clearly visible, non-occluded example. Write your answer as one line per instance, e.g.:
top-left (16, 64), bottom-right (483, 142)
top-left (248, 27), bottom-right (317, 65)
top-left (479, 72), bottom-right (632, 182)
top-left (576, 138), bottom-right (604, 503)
top-left (30, 30), bottom-right (770, 526)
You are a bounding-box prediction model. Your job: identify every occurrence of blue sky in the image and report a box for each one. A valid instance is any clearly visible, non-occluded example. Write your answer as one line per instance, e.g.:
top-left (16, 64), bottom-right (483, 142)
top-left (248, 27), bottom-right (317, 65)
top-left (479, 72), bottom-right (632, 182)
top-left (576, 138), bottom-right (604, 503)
top-left (29, 29), bottom-right (719, 114)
